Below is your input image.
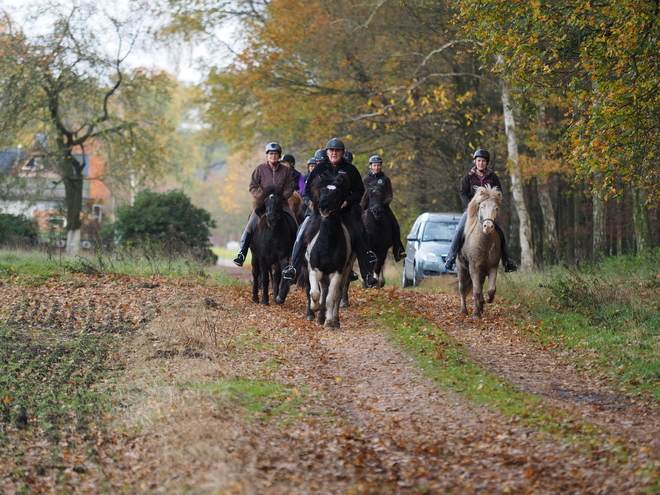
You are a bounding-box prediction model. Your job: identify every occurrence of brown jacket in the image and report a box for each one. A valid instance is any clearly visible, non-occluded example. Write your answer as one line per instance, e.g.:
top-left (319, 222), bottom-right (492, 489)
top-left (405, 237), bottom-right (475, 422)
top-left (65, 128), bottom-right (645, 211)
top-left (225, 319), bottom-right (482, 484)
top-left (249, 161), bottom-right (296, 200)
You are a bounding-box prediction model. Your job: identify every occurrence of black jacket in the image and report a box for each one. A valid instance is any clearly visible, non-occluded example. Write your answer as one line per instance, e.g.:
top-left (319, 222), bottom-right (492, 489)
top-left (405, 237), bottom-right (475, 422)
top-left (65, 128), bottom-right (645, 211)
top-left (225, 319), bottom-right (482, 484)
top-left (303, 158), bottom-right (365, 209)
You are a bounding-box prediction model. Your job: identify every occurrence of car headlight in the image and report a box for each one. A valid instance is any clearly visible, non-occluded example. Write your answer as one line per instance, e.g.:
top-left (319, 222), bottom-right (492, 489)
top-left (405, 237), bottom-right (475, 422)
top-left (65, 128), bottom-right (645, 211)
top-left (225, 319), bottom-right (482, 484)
top-left (419, 251), bottom-right (439, 263)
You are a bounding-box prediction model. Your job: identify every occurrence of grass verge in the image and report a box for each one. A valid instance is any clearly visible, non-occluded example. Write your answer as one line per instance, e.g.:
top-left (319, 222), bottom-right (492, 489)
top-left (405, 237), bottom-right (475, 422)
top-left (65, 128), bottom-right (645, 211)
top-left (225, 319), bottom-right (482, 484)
top-left (498, 249), bottom-right (660, 401)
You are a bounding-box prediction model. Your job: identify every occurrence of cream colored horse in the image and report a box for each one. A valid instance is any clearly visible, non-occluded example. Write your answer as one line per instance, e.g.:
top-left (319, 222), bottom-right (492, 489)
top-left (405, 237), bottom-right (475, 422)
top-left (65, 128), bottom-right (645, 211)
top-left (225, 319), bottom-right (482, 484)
top-left (457, 185), bottom-right (502, 318)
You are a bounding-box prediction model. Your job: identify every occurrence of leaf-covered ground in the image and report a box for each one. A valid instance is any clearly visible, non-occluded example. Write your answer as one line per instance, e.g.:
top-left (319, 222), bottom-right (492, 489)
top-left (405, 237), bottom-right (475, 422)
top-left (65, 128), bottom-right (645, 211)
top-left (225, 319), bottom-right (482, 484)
top-left (1, 266), bottom-right (658, 494)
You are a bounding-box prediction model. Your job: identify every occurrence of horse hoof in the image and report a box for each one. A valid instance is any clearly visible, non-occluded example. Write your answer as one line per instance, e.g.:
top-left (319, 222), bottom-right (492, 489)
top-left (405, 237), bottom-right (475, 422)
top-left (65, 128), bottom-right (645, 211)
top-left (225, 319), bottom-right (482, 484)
top-left (260, 302), bottom-right (269, 307)
top-left (307, 314), bottom-right (315, 321)
top-left (251, 298), bottom-right (259, 304)
top-left (340, 301), bottom-right (350, 308)
top-left (324, 319), bottom-right (340, 329)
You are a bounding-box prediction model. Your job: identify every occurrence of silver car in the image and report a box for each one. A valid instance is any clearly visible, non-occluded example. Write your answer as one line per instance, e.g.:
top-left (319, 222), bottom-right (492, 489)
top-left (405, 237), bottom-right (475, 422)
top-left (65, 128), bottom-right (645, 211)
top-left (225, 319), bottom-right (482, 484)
top-left (401, 212), bottom-right (462, 287)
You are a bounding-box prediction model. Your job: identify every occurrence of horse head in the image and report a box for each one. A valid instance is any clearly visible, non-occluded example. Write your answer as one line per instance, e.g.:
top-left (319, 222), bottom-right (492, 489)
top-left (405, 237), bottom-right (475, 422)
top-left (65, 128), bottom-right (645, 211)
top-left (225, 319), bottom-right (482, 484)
top-left (313, 172), bottom-right (349, 219)
top-left (254, 185), bottom-right (284, 228)
top-left (366, 185), bottom-right (385, 220)
top-left (469, 185), bottom-right (502, 235)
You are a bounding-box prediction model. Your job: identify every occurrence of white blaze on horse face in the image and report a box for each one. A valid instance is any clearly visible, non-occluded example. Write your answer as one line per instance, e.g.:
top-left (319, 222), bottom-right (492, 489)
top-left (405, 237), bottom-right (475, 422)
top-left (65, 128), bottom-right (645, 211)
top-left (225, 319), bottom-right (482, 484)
top-left (479, 202), bottom-right (497, 234)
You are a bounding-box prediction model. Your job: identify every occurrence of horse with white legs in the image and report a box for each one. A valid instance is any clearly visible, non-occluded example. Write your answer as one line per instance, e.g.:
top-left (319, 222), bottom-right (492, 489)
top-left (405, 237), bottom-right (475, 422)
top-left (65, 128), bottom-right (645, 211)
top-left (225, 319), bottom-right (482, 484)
top-left (457, 185), bottom-right (502, 318)
top-left (304, 173), bottom-right (355, 329)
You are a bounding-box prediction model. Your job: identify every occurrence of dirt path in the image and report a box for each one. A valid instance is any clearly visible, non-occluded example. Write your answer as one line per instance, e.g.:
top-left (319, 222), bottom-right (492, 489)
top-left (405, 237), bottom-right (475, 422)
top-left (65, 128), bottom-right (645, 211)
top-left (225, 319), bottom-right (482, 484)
top-left (110, 271), bottom-right (658, 494)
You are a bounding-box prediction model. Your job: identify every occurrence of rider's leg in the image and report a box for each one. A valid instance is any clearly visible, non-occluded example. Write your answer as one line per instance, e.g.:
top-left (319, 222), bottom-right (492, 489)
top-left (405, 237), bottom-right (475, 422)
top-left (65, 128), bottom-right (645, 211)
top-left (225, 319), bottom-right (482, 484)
top-left (444, 211), bottom-right (467, 270)
top-left (233, 212), bottom-right (258, 266)
top-left (385, 207), bottom-right (406, 262)
top-left (282, 215), bottom-right (310, 280)
top-left (495, 219), bottom-right (518, 272)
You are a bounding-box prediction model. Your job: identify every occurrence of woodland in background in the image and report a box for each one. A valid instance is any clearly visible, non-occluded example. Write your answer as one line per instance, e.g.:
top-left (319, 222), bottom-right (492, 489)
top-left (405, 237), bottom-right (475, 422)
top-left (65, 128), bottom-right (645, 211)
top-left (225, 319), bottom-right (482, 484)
top-left (157, 0), bottom-right (660, 267)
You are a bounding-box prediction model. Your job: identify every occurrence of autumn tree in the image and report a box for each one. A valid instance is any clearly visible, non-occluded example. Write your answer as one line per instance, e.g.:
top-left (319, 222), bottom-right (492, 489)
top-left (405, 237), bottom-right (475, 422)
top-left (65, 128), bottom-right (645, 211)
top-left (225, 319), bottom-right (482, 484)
top-left (0, 3), bottom-right (176, 254)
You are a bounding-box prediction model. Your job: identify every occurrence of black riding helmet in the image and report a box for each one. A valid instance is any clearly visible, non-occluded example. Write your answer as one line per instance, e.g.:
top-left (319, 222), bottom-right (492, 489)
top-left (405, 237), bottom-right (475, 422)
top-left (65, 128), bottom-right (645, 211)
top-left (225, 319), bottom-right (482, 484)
top-left (281, 153), bottom-right (295, 165)
top-left (265, 142), bottom-right (282, 155)
top-left (314, 148), bottom-right (327, 162)
top-left (325, 138), bottom-right (345, 150)
top-left (368, 155), bottom-right (383, 163)
top-left (307, 157), bottom-right (316, 166)
top-left (473, 149), bottom-right (490, 163)
top-left (343, 150), bottom-right (354, 163)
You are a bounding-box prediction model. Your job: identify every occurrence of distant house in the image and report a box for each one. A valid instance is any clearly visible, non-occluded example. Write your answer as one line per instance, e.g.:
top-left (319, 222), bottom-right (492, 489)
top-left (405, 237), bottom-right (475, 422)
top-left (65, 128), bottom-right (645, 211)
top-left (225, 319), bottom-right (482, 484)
top-left (0, 135), bottom-right (114, 248)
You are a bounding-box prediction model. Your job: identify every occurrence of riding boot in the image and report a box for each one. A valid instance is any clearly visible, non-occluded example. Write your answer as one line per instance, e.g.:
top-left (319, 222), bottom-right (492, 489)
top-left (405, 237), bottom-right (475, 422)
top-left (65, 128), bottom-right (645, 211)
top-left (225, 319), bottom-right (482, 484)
top-left (233, 231), bottom-right (252, 266)
top-left (282, 216), bottom-right (310, 280)
top-left (495, 225), bottom-right (518, 273)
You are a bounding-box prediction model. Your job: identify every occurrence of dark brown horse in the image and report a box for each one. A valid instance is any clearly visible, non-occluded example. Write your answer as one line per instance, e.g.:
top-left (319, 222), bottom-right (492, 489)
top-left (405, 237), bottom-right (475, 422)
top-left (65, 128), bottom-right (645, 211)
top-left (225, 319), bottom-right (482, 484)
top-left (362, 184), bottom-right (392, 288)
top-left (457, 185), bottom-right (502, 318)
top-left (250, 185), bottom-right (297, 306)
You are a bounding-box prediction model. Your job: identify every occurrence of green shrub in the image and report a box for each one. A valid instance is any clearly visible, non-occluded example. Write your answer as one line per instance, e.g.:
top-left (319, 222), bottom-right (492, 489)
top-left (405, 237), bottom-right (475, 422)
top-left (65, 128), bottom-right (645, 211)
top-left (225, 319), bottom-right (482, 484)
top-left (0, 213), bottom-right (38, 246)
top-left (108, 189), bottom-right (217, 264)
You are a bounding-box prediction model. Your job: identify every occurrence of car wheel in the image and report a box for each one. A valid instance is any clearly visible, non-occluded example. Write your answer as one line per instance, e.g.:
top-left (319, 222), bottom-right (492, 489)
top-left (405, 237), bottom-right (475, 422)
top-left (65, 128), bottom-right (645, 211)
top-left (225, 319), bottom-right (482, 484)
top-left (412, 262), bottom-right (419, 287)
top-left (401, 263), bottom-right (410, 288)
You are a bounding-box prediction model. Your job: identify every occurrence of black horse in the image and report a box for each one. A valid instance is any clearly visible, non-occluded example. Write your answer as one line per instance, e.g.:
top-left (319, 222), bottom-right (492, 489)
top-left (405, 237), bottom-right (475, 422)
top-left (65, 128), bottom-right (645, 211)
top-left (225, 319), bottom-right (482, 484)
top-left (303, 173), bottom-right (355, 328)
top-left (250, 185), bottom-right (297, 305)
top-left (362, 184), bottom-right (393, 288)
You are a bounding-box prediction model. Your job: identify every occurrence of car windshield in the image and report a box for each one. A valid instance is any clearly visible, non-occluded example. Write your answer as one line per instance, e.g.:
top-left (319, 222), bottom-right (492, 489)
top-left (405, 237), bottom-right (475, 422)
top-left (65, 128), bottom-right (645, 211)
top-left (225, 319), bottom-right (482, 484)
top-left (421, 221), bottom-right (457, 242)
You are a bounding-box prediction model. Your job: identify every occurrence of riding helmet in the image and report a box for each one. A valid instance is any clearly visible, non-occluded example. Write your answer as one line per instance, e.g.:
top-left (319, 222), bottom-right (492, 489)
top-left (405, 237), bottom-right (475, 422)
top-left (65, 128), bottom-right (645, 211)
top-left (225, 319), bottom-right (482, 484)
top-left (343, 150), bottom-right (354, 163)
top-left (473, 149), bottom-right (490, 163)
top-left (265, 142), bottom-right (282, 155)
top-left (307, 157), bottom-right (316, 166)
top-left (325, 138), bottom-right (345, 150)
top-left (369, 155), bottom-right (383, 163)
top-left (314, 148), bottom-right (327, 161)
top-left (281, 153), bottom-right (295, 165)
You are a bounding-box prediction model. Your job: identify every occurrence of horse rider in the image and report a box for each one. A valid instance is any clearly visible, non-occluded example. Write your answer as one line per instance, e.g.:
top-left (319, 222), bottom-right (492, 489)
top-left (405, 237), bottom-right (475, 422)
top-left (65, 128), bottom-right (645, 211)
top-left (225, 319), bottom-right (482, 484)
top-left (282, 138), bottom-right (378, 287)
top-left (232, 142), bottom-right (299, 267)
top-left (444, 149), bottom-right (518, 272)
top-left (281, 153), bottom-right (305, 194)
top-left (360, 155), bottom-right (407, 262)
top-left (343, 150), bottom-right (354, 164)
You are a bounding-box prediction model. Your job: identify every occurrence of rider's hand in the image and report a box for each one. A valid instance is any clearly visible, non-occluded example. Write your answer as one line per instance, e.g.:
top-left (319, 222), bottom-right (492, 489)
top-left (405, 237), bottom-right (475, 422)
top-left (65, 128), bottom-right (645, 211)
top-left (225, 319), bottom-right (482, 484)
top-left (341, 201), bottom-right (348, 209)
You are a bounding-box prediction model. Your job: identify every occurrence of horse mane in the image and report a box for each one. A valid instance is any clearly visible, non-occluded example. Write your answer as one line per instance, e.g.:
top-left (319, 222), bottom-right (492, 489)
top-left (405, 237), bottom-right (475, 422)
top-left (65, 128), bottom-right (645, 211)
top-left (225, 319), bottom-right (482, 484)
top-left (361, 184), bottom-right (384, 210)
top-left (311, 171), bottom-right (351, 202)
top-left (465, 185), bottom-right (502, 235)
top-left (288, 191), bottom-right (303, 218)
top-left (253, 184), bottom-right (283, 217)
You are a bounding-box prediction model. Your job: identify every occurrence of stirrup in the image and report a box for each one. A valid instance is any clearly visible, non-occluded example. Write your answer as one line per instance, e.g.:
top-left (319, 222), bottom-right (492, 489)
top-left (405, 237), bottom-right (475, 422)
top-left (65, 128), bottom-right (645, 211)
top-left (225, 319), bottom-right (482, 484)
top-left (282, 265), bottom-right (297, 280)
top-left (366, 273), bottom-right (378, 288)
top-left (233, 253), bottom-right (245, 267)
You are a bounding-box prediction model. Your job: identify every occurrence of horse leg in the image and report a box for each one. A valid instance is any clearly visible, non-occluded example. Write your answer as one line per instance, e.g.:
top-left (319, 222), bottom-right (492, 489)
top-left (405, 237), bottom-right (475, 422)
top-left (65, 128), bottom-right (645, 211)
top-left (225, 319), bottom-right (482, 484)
top-left (305, 281), bottom-right (315, 321)
top-left (251, 261), bottom-right (260, 303)
top-left (457, 264), bottom-right (470, 315)
top-left (471, 271), bottom-right (485, 318)
top-left (324, 272), bottom-right (343, 329)
top-left (274, 264), bottom-right (289, 305)
top-left (309, 269), bottom-right (321, 312)
top-left (317, 280), bottom-right (328, 326)
top-left (484, 268), bottom-right (498, 304)
top-left (260, 262), bottom-right (270, 306)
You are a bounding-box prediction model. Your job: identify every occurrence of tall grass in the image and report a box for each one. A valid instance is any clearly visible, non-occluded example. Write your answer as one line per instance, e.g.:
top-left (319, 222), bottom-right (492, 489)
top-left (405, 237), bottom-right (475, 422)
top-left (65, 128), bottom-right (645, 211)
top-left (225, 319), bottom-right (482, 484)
top-left (0, 247), bottom-right (239, 286)
top-left (499, 249), bottom-right (660, 400)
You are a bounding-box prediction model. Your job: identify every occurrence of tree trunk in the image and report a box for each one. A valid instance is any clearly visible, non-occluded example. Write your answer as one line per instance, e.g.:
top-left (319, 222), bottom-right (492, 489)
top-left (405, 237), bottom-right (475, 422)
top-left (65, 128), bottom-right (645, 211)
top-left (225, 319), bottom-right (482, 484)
top-left (592, 173), bottom-right (606, 261)
top-left (500, 73), bottom-right (534, 270)
top-left (631, 186), bottom-right (653, 252)
top-left (537, 178), bottom-right (558, 265)
top-left (534, 104), bottom-right (558, 266)
top-left (58, 147), bottom-right (84, 255)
